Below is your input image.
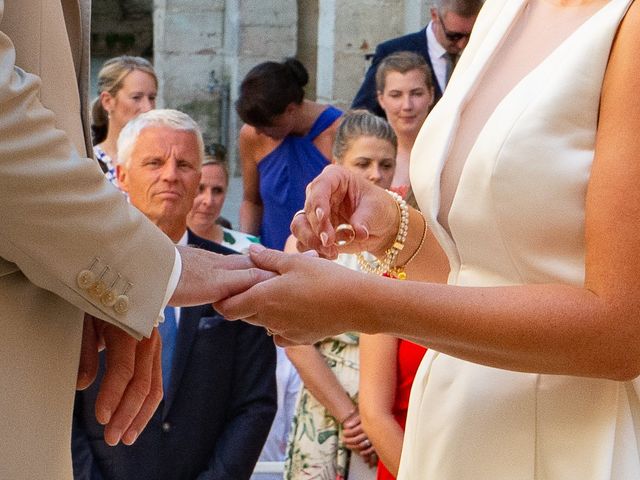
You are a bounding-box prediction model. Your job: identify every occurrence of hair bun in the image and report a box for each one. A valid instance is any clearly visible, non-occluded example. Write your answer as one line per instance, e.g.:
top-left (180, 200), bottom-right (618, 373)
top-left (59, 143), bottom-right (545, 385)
top-left (283, 58), bottom-right (309, 88)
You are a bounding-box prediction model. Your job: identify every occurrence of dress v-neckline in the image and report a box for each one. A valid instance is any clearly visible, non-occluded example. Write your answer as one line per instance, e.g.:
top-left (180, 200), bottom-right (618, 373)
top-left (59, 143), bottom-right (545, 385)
top-left (415, 0), bottom-right (625, 270)
top-left (435, 0), bottom-right (616, 242)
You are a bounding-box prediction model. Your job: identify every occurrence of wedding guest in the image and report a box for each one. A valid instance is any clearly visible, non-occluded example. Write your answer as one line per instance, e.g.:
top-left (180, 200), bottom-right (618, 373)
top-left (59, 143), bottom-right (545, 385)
top-left (72, 109), bottom-right (276, 480)
top-left (91, 56), bottom-right (157, 185)
top-left (375, 51), bottom-right (435, 195)
top-left (357, 52), bottom-right (436, 479)
top-left (284, 110), bottom-right (396, 480)
top-left (187, 150), bottom-right (260, 253)
top-left (236, 58), bottom-right (342, 250)
top-left (352, 0), bottom-right (482, 117)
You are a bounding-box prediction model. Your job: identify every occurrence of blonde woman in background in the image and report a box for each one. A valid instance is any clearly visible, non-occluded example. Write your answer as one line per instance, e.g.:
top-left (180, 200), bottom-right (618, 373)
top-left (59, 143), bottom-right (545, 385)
top-left (91, 56), bottom-right (157, 185)
top-left (187, 144), bottom-right (260, 254)
top-left (284, 110), bottom-right (397, 480)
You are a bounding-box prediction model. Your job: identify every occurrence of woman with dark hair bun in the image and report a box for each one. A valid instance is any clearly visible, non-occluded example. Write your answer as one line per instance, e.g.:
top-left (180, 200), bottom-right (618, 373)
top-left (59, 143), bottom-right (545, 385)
top-left (236, 58), bottom-right (342, 251)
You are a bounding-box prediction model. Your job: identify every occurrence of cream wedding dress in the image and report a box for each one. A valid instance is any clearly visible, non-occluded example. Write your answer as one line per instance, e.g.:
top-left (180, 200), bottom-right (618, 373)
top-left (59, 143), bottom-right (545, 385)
top-left (400, 0), bottom-right (640, 478)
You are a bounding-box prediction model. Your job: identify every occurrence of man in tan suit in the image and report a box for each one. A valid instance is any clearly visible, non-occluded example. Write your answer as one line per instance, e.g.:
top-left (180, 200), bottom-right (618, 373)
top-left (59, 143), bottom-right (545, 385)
top-left (0, 1), bottom-right (268, 478)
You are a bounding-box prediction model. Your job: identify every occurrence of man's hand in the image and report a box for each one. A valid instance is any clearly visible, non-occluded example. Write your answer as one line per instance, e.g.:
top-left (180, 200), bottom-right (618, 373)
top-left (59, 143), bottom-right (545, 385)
top-left (77, 314), bottom-right (163, 446)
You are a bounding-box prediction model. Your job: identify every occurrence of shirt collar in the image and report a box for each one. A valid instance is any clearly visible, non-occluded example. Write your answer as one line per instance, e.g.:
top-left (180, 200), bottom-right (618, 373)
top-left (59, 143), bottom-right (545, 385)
top-left (177, 230), bottom-right (188, 246)
top-left (427, 20), bottom-right (447, 59)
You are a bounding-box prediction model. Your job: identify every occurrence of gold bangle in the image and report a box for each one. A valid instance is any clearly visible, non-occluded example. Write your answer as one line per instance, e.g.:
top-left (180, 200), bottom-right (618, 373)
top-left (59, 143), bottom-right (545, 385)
top-left (389, 210), bottom-right (427, 280)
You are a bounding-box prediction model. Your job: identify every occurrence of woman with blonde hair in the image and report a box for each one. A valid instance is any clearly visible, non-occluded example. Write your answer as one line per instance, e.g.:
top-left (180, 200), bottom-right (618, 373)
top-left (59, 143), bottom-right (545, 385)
top-left (91, 55), bottom-right (158, 185)
top-left (284, 110), bottom-right (396, 480)
top-left (187, 145), bottom-right (260, 254)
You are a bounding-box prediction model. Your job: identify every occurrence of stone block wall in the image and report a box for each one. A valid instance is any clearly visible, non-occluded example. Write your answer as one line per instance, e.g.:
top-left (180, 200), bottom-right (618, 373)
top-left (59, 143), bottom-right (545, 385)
top-left (153, 0), bottom-right (226, 148)
top-left (92, 0), bottom-right (433, 173)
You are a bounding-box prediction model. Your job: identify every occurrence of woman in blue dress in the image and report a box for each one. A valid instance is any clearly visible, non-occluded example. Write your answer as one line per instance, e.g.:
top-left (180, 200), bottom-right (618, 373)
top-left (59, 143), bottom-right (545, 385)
top-left (236, 58), bottom-right (342, 250)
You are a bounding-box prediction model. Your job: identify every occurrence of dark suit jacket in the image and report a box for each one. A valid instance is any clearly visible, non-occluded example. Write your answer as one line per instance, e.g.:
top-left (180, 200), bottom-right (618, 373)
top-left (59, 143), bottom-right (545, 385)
top-left (351, 27), bottom-right (443, 117)
top-left (72, 231), bottom-right (277, 480)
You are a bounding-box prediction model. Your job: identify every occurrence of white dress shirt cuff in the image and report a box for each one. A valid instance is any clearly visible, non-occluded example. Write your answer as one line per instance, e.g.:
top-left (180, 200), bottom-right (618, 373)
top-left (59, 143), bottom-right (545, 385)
top-left (156, 247), bottom-right (182, 326)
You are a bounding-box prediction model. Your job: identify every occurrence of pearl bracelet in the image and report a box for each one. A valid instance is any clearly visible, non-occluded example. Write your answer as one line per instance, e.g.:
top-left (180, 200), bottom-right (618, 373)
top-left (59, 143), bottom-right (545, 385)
top-left (356, 190), bottom-right (409, 276)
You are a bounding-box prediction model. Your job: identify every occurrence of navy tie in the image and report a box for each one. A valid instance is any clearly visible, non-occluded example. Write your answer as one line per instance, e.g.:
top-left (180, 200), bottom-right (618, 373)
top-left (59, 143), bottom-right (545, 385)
top-left (159, 306), bottom-right (177, 391)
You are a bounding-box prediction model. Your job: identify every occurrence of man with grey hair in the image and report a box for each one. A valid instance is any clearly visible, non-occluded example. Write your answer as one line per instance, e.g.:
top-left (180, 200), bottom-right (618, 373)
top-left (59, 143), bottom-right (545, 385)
top-left (72, 109), bottom-right (277, 480)
top-left (352, 0), bottom-right (484, 117)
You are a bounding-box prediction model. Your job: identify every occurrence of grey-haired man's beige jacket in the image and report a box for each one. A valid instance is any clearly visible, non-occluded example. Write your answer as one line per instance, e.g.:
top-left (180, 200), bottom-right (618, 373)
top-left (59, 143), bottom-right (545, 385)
top-left (0, 1), bottom-right (175, 477)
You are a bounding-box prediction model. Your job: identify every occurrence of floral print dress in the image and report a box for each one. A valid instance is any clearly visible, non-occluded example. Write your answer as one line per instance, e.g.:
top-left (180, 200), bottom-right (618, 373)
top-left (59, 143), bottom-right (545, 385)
top-left (284, 332), bottom-right (361, 480)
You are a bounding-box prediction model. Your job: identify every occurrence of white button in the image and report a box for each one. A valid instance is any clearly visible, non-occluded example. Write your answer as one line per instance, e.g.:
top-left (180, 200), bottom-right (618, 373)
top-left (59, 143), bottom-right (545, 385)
top-left (101, 290), bottom-right (117, 307)
top-left (114, 295), bottom-right (130, 314)
top-left (77, 270), bottom-right (95, 290)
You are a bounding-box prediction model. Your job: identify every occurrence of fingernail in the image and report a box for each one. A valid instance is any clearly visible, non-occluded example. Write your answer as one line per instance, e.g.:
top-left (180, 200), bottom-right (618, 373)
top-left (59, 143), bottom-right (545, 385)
top-left (123, 430), bottom-right (138, 445)
top-left (360, 225), bottom-right (369, 239)
top-left (320, 232), bottom-right (329, 247)
top-left (249, 244), bottom-right (266, 254)
top-left (105, 427), bottom-right (122, 447)
top-left (76, 372), bottom-right (88, 390)
top-left (316, 208), bottom-right (324, 222)
top-left (97, 407), bottom-right (111, 425)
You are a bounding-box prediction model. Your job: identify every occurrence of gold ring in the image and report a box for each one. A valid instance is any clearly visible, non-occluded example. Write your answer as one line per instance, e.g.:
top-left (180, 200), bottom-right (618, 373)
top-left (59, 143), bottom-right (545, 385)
top-left (265, 328), bottom-right (274, 337)
top-left (334, 223), bottom-right (355, 246)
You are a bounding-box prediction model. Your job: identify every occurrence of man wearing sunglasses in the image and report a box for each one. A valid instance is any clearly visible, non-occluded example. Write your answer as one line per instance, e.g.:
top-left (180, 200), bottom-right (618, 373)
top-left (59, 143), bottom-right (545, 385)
top-left (352, 0), bottom-right (483, 118)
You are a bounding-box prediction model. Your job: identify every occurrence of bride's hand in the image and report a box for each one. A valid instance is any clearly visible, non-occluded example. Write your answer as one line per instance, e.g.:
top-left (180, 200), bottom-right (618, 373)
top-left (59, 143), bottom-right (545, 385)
top-left (214, 246), bottom-right (376, 346)
top-left (291, 165), bottom-right (399, 259)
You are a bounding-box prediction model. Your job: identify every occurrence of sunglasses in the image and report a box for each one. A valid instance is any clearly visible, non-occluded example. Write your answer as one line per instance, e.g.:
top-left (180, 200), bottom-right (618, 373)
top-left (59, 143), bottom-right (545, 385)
top-left (437, 13), bottom-right (472, 43)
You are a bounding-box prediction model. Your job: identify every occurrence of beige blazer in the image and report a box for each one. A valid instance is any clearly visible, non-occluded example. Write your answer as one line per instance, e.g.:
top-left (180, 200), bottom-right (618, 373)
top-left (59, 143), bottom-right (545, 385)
top-left (0, 0), bottom-right (175, 477)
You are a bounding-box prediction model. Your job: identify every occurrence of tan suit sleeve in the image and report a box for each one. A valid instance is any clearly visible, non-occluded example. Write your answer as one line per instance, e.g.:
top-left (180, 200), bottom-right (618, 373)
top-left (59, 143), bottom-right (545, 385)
top-left (0, 4), bottom-right (176, 338)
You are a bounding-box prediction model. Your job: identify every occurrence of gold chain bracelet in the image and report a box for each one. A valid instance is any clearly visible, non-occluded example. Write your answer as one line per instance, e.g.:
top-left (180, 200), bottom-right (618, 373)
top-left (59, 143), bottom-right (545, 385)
top-left (388, 210), bottom-right (427, 280)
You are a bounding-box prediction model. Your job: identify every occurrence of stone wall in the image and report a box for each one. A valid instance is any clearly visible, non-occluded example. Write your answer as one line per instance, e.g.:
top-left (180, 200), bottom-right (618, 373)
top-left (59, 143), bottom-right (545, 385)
top-left (153, 0), bottom-right (226, 149)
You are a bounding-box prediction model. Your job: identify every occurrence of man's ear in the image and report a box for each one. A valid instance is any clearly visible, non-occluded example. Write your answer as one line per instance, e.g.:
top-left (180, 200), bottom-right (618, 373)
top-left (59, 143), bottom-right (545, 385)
top-left (116, 164), bottom-right (128, 192)
top-left (430, 7), bottom-right (438, 23)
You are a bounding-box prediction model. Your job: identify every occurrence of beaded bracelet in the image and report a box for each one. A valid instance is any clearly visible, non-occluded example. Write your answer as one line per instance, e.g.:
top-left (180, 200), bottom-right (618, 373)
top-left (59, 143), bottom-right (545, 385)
top-left (356, 190), bottom-right (409, 276)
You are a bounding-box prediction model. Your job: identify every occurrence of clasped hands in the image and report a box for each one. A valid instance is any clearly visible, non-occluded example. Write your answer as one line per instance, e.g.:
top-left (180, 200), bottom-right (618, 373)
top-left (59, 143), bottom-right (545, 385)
top-left (342, 408), bottom-right (378, 468)
top-left (215, 165), bottom-right (400, 345)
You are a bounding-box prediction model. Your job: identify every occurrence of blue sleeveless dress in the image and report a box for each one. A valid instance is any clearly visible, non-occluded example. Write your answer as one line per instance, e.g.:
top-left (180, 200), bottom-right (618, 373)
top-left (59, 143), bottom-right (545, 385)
top-left (258, 106), bottom-right (342, 250)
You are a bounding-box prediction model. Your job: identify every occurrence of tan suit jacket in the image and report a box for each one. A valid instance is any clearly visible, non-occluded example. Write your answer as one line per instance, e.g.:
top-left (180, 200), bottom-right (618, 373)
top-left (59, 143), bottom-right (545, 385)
top-left (0, 1), bottom-right (175, 477)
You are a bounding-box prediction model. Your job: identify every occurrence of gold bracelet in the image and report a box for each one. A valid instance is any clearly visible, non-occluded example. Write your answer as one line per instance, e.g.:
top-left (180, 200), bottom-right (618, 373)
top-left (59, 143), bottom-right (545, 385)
top-left (389, 210), bottom-right (427, 280)
top-left (356, 190), bottom-right (409, 276)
